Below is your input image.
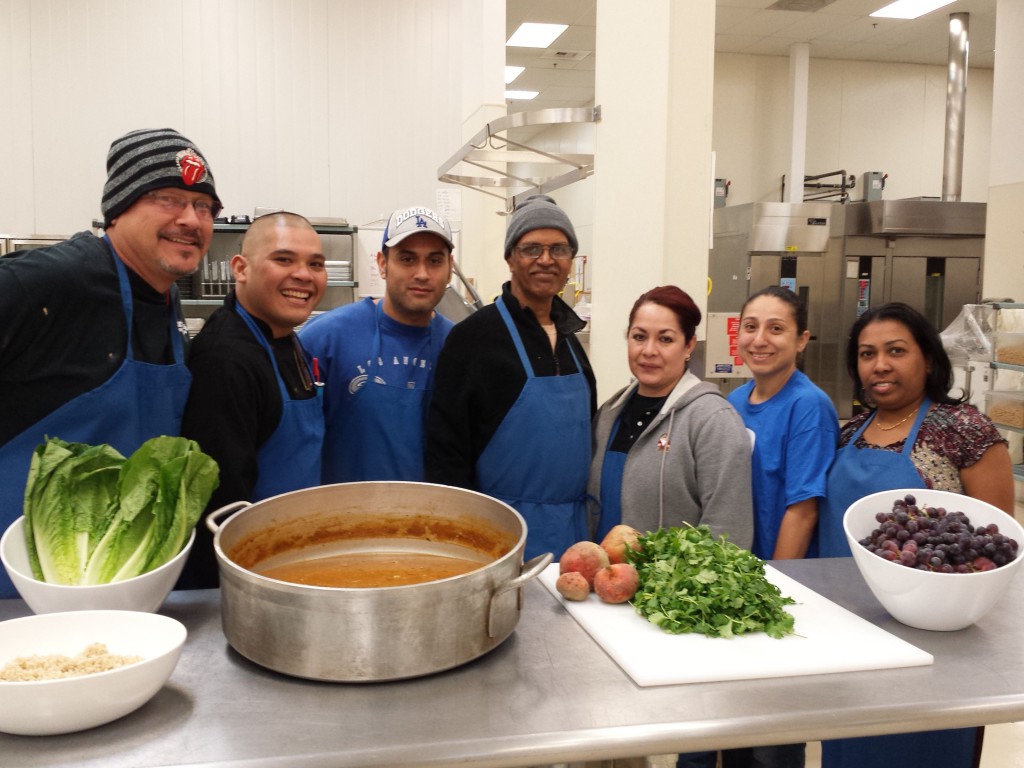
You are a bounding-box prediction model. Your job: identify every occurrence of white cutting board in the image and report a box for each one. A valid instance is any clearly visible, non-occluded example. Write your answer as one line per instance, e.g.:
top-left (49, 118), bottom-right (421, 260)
top-left (538, 563), bottom-right (933, 687)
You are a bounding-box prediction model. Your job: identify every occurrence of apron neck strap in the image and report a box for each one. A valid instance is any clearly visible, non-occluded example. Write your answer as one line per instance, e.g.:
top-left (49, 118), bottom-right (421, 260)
top-left (104, 234), bottom-right (184, 364)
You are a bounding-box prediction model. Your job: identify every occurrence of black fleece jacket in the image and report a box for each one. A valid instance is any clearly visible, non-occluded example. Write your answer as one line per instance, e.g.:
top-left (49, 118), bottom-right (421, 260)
top-left (424, 282), bottom-right (596, 489)
top-left (0, 232), bottom-right (189, 444)
top-left (178, 292), bottom-right (316, 589)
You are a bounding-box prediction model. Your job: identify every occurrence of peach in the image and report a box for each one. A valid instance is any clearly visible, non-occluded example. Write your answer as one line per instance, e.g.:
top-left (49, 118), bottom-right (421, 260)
top-left (593, 563), bottom-right (640, 604)
top-left (555, 571), bottom-right (590, 601)
top-left (600, 524), bottom-right (642, 564)
top-left (559, 541), bottom-right (610, 586)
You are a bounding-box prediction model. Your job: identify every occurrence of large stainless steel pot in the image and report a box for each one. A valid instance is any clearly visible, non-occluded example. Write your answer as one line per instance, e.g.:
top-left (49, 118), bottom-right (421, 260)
top-left (206, 481), bottom-right (551, 682)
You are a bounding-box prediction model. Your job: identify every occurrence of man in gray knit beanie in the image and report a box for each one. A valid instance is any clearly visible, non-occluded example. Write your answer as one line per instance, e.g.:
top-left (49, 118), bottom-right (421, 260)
top-left (503, 194), bottom-right (579, 260)
top-left (425, 193), bottom-right (595, 561)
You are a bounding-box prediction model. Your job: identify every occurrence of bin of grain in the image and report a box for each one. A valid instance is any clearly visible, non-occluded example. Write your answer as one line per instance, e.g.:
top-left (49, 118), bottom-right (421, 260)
top-left (994, 331), bottom-right (1024, 365)
top-left (985, 390), bottom-right (1024, 429)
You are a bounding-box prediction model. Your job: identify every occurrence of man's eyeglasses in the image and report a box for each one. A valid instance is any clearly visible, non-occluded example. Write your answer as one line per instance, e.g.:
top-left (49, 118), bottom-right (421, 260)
top-left (144, 192), bottom-right (222, 220)
top-left (513, 243), bottom-right (574, 260)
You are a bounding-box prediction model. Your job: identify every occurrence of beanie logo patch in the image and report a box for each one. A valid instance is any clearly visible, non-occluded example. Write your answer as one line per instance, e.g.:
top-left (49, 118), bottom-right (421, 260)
top-left (176, 148), bottom-right (208, 187)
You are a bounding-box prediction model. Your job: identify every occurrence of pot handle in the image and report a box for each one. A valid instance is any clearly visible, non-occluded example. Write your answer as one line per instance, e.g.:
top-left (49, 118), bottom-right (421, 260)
top-left (487, 552), bottom-right (553, 638)
top-left (205, 501), bottom-right (252, 535)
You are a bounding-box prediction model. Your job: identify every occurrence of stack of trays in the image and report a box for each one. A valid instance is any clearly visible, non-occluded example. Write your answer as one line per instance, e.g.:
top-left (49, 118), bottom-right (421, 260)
top-left (325, 261), bottom-right (352, 282)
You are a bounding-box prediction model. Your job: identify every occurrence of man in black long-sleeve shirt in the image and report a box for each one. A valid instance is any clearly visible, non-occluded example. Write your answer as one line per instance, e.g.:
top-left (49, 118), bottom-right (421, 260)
top-left (425, 195), bottom-right (595, 560)
top-left (178, 212), bottom-right (326, 588)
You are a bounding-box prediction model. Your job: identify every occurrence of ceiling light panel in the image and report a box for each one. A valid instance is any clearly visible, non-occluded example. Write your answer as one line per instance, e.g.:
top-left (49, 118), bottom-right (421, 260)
top-left (870, 0), bottom-right (957, 20)
top-left (505, 66), bottom-right (525, 84)
top-left (506, 23), bottom-right (568, 48)
top-left (505, 90), bottom-right (539, 101)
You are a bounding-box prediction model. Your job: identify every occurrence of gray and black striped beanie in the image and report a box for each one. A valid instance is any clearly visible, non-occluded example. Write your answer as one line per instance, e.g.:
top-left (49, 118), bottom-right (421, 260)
top-left (101, 128), bottom-right (220, 226)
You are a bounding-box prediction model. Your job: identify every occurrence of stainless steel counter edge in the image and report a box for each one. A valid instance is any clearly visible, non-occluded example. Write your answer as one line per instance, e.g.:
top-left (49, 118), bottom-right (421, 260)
top-left (3, 558), bottom-right (1023, 768)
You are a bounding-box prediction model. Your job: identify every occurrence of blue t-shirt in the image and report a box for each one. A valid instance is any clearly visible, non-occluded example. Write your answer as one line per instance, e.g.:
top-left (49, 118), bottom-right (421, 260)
top-left (727, 369), bottom-right (839, 559)
top-left (299, 297), bottom-right (453, 482)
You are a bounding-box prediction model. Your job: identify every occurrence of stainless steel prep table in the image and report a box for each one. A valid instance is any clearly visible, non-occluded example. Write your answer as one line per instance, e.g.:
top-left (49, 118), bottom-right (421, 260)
top-left (2, 558), bottom-right (1022, 768)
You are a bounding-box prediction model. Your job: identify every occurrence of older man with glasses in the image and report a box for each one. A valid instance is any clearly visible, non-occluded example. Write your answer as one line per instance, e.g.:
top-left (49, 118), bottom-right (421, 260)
top-left (0, 128), bottom-right (220, 597)
top-left (426, 194), bottom-right (596, 560)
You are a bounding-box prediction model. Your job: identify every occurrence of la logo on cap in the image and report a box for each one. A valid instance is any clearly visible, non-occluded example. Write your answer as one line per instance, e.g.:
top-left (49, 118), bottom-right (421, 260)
top-left (176, 148), bottom-right (208, 186)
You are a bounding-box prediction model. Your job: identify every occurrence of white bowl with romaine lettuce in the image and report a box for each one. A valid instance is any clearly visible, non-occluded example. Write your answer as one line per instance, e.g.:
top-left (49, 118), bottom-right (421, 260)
top-left (2, 518), bottom-right (195, 614)
top-left (0, 435), bottom-right (218, 614)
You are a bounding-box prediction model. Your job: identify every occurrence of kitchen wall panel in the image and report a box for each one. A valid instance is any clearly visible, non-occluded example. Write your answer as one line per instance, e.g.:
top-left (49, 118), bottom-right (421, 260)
top-left (713, 52), bottom-right (994, 205)
top-left (0, 0), bottom-right (36, 233)
top-left (0, 0), bottom-right (479, 236)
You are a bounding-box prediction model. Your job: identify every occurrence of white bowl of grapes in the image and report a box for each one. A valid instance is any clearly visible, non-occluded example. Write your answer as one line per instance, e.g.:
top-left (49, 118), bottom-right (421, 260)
top-left (844, 488), bottom-right (1023, 631)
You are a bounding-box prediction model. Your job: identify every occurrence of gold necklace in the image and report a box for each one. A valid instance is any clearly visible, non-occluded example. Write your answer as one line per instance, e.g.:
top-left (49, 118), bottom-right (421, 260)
top-left (874, 407), bottom-right (919, 432)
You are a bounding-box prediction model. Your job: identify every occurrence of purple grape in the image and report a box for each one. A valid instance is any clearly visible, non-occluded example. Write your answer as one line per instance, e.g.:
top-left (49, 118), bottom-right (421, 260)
top-left (858, 497), bottom-right (1020, 573)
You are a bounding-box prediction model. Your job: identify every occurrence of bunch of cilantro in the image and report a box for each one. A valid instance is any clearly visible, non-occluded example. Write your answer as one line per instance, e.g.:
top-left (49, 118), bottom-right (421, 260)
top-left (626, 524), bottom-right (796, 639)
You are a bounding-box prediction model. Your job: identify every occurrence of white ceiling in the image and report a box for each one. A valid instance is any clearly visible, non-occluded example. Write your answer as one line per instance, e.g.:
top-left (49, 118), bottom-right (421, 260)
top-left (506, 0), bottom-right (997, 113)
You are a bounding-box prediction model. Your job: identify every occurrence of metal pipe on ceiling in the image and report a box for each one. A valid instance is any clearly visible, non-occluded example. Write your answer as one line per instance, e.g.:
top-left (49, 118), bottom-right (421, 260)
top-left (942, 12), bottom-right (970, 203)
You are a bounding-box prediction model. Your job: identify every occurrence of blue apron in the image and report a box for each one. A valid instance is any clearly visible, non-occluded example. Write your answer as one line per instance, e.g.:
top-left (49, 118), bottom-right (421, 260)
top-left (234, 303), bottom-right (324, 501)
top-left (596, 419), bottom-right (628, 542)
top-left (819, 397), bottom-right (977, 768)
top-left (475, 298), bottom-right (591, 561)
top-left (0, 240), bottom-right (191, 597)
top-left (818, 398), bottom-right (931, 558)
top-left (322, 301), bottom-right (440, 483)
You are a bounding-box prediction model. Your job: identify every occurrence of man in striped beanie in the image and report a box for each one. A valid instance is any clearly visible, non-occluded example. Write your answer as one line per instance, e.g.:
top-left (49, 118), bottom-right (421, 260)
top-left (0, 129), bottom-right (221, 586)
top-left (103, 127), bottom-right (221, 290)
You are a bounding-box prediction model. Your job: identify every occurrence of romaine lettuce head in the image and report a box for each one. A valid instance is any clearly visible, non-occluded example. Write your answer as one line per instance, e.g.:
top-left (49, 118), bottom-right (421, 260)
top-left (22, 435), bottom-right (219, 586)
top-left (82, 436), bottom-right (219, 584)
top-left (24, 438), bottom-right (123, 584)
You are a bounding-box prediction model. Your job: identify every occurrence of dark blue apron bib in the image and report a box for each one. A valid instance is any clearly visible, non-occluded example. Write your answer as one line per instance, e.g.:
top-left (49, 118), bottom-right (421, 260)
top-left (475, 298), bottom-right (591, 561)
top-left (596, 418), bottom-right (628, 542)
top-left (819, 398), bottom-right (931, 558)
top-left (820, 397), bottom-right (977, 767)
top-left (323, 300), bottom-right (439, 483)
top-left (234, 303), bottom-right (324, 501)
top-left (0, 240), bottom-right (191, 597)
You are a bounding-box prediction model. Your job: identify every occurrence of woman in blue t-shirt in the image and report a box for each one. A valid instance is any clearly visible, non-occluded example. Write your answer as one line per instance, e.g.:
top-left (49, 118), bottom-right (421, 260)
top-left (727, 285), bottom-right (839, 562)
top-left (685, 286), bottom-right (839, 768)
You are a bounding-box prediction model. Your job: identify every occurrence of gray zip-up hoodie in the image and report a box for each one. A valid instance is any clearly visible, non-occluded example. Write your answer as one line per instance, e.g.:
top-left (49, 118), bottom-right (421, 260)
top-left (587, 371), bottom-right (754, 549)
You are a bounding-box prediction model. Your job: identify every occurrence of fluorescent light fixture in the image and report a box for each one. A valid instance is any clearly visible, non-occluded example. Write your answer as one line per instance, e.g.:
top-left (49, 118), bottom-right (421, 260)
top-left (505, 90), bottom-right (538, 101)
top-left (504, 66), bottom-right (525, 84)
top-left (506, 23), bottom-right (567, 48)
top-left (870, 0), bottom-right (956, 20)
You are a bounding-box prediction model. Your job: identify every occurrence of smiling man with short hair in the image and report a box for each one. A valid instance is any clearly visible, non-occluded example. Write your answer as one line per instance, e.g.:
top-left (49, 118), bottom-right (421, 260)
top-left (179, 211), bottom-right (326, 589)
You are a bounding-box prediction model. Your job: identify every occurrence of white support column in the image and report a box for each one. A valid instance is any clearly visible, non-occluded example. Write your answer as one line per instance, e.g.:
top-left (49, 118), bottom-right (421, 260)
top-left (454, 0), bottom-right (509, 304)
top-left (590, 0), bottom-right (716, 400)
top-left (784, 43), bottom-right (810, 203)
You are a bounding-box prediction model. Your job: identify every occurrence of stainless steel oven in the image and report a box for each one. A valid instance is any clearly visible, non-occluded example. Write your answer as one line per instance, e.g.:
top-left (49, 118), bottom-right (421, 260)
top-left (1, 235), bottom-right (66, 257)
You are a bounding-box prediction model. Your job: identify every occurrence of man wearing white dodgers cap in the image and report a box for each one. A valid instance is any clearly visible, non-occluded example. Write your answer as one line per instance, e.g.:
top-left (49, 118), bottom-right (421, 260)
top-left (300, 206), bottom-right (455, 482)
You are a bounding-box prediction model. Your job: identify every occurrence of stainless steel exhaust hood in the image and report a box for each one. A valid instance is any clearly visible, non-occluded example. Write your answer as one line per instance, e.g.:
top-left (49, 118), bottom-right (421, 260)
top-left (437, 106), bottom-right (600, 210)
top-left (844, 199), bottom-right (985, 237)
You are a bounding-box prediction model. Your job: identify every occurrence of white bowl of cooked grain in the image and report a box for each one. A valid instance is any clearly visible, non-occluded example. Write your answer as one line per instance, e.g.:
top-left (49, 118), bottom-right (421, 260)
top-left (0, 610), bottom-right (186, 735)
